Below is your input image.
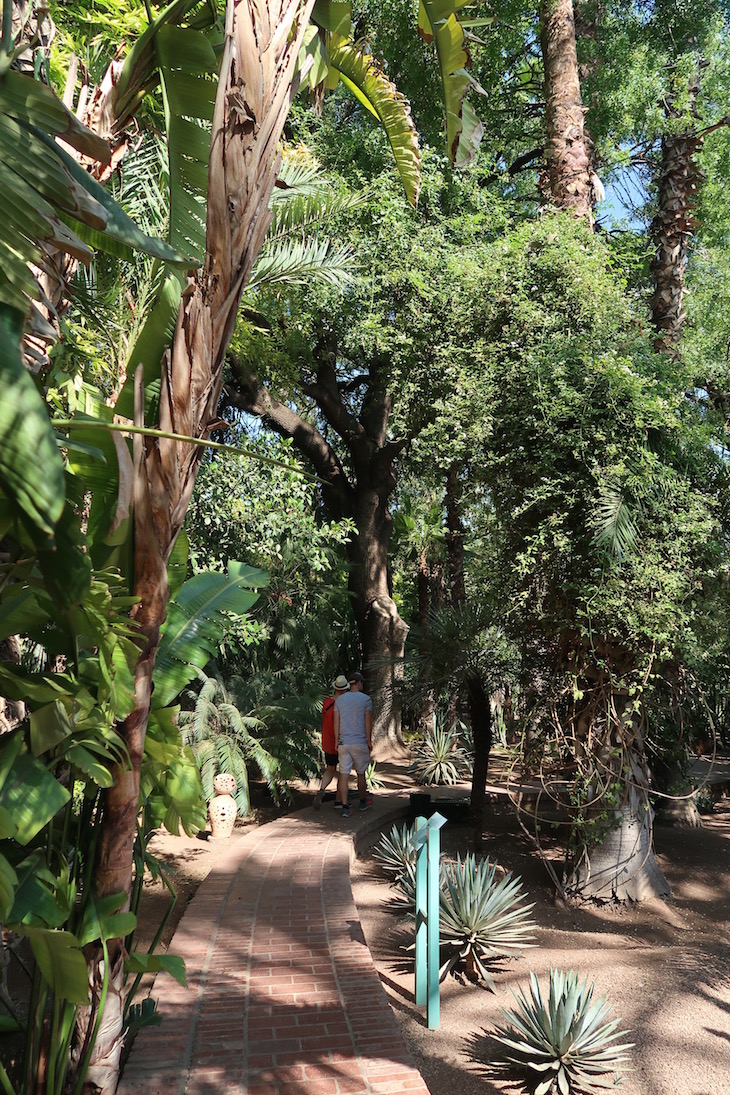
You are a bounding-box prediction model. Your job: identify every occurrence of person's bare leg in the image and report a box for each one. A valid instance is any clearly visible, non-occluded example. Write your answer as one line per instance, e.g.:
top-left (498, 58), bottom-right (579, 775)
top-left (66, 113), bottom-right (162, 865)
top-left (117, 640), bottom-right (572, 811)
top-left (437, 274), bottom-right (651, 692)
top-left (357, 770), bottom-right (368, 802)
top-left (337, 770), bottom-right (349, 807)
top-left (313, 765), bottom-right (337, 809)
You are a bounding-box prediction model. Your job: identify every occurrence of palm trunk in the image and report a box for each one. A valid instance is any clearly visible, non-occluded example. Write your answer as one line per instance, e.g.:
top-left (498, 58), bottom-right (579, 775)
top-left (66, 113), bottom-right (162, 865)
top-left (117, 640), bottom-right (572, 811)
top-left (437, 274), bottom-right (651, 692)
top-left (80, 4), bottom-right (317, 1090)
top-left (466, 675), bottom-right (492, 852)
top-left (539, 0), bottom-right (593, 224)
top-left (650, 71), bottom-right (704, 356)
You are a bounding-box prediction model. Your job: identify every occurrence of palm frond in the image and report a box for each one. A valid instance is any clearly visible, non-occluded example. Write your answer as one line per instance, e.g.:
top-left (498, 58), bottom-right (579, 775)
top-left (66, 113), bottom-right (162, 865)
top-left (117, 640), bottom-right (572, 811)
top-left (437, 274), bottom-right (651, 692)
top-left (592, 480), bottom-right (641, 561)
top-left (266, 188), bottom-right (363, 242)
top-left (248, 237), bottom-right (355, 292)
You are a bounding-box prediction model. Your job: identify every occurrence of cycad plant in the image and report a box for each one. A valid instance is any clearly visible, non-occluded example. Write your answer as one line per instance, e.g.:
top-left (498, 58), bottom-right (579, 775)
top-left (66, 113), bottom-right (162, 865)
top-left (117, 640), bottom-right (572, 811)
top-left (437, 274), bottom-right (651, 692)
top-left (410, 716), bottom-right (473, 785)
top-left (491, 969), bottom-right (633, 1094)
top-left (439, 854), bottom-right (535, 989)
top-left (179, 671), bottom-right (280, 817)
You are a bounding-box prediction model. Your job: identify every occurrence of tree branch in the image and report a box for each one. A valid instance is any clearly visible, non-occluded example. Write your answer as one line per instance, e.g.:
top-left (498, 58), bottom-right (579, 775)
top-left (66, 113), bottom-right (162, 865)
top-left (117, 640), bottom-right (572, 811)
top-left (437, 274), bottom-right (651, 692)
top-left (226, 353), bottom-right (354, 520)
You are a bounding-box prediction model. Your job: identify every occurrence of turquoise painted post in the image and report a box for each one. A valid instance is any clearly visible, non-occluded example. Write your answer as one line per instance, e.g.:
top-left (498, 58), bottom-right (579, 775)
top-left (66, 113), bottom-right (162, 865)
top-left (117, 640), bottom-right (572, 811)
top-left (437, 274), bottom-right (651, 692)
top-left (427, 822), bottom-right (441, 1029)
top-left (412, 812), bottom-right (446, 1028)
top-left (414, 815), bottom-right (427, 1006)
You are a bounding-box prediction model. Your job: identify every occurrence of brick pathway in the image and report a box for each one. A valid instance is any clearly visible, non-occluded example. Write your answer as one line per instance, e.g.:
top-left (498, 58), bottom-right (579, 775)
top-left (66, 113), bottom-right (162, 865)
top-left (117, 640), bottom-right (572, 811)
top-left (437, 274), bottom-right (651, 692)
top-left (119, 797), bottom-right (431, 1095)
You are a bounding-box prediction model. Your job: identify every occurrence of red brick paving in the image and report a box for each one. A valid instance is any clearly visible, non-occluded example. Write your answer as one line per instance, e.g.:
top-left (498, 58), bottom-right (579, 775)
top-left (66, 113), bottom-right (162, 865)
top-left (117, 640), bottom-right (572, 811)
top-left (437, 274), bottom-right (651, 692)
top-left (118, 797), bottom-right (431, 1095)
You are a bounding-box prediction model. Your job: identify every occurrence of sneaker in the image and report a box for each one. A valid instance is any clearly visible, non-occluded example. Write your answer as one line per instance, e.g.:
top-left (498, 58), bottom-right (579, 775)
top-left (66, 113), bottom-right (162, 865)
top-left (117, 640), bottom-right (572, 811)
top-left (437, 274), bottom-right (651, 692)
top-left (313, 790), bottom-right (324, 811)
top-left (342, 805), bottom-right (351, 818)
top-left (334, 801), bottom-right (344, 809)
top-left (359, 796), bottom-right (373, 812)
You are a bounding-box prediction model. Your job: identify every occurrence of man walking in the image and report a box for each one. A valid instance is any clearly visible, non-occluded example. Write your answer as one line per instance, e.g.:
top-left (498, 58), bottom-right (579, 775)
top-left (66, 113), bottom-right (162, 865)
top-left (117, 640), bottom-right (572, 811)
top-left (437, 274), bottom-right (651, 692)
top-left (334, 671), bottom-right (373, 818)
top-left (313, 675), bottom-right (349, 810)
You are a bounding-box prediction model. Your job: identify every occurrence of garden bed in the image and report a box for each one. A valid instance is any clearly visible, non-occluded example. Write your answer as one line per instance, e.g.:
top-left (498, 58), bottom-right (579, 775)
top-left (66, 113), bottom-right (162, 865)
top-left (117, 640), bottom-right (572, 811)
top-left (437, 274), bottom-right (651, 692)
top-left (352, 795), bottom-right (730, 1095)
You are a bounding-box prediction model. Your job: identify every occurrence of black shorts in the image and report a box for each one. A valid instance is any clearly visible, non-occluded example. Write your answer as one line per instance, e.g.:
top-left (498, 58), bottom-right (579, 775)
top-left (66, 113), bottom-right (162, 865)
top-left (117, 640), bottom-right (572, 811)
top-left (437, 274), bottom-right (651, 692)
top-left (324, 751), bottom-right (338, 767)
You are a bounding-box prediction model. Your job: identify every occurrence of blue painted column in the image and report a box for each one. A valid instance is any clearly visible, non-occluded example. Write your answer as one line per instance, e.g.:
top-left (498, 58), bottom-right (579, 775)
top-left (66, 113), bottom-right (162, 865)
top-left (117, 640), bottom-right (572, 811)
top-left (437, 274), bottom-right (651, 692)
top-left (427, 823), bottom-right (441, 1029)
top-left (412, 812), bottom-right (446, 1029)
top-left (414, 815), bottom-right (427, 1006)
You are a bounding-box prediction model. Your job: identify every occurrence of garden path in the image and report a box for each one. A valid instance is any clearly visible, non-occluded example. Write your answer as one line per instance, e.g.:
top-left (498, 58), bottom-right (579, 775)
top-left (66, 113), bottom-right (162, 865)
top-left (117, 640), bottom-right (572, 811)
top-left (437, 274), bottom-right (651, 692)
top-left (118, 780), bottom-right (430, 1095)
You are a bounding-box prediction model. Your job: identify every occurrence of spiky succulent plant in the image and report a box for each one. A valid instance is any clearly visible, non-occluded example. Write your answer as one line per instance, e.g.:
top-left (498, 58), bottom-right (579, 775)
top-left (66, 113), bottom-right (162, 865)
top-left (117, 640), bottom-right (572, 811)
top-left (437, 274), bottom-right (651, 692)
top-left (374, 822), bottom-right (416, 878)
top-left (438, 854), bottom-right (535, 989)
top-left (491, 968), bottom-right (633, 1094)
top-left (409, 718), bottom-right (473, 786)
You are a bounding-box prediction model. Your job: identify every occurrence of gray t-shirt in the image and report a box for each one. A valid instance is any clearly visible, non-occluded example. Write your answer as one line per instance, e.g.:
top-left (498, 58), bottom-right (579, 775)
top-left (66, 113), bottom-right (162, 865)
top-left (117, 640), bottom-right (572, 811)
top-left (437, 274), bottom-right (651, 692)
top-left (335, 690), bottom-right (372, 746)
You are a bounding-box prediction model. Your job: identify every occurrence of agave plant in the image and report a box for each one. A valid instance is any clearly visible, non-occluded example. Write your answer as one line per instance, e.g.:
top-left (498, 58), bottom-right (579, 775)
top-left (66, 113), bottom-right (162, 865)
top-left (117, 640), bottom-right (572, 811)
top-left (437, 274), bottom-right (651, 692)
top-left (491, 969), bottom-right (633, 1094)
top-left (438, 854), bottom-right (535, 989)
top-left (366, 760), bottom-right (386, 792)
top-left (409, 717), bottom-right (473, 786)
top-left (374, 823), bottom-right (416, 878)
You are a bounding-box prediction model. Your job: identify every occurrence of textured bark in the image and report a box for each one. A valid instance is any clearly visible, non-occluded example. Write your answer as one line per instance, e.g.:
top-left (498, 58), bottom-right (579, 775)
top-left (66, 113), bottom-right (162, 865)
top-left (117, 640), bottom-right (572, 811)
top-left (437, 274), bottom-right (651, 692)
top-left (466, 674), bottom-right (492, 852)
top-left (566, 796), bottom-right (671, 901)
top-left (83, 4), bottom-right (317, 1090)
top-left (650, 72), bottom-right (704, 356)
top-left (539, 0), bottom-right (593, 224)
top-left (0, 636), bottom-right (26, 734)
top-left (227, 358), bottom-right (410, 753)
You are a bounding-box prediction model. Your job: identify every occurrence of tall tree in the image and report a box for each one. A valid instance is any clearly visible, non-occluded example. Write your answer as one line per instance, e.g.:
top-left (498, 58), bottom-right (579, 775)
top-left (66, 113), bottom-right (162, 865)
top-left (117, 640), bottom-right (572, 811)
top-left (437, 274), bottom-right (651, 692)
top-left (225, 163), bottom-right (497, 751)
top-left (539, 0), bottom-right (594, 222)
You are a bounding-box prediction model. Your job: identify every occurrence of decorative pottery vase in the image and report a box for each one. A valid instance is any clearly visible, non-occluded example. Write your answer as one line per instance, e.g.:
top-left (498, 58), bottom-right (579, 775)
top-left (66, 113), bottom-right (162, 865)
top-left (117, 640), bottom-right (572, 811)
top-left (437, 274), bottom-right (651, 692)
top-left (208, 773), bottom-right (237, 838)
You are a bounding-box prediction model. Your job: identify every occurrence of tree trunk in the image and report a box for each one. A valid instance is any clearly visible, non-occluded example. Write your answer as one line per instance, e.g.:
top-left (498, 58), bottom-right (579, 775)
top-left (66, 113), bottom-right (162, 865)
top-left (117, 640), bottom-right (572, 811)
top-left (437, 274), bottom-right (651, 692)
top-left (226, 359), bottom-right (411, 753)
top-left (565, 739), bottom-right (670, 902)
top-left (566, 797), bottom-right (671, 901)
top-left (350, 485), bottom-right (409, 755)
top-left (466, 675), bottom-right (492, 852)
top-left (539, 0), bottom-right (594, 224)
top-left (650, 71), bottom-right (704, 356)
top-left (80, 4), bottom-right (317, 1089)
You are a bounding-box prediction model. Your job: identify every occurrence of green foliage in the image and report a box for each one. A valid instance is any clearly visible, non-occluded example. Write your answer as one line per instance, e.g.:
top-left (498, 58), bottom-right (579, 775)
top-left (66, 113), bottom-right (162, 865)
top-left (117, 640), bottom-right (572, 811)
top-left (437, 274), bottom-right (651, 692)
top-left (373, 821), bottom-right (416, 879)
top-left (438, 854), bottom-right (535, 990)
top-left (178, 671), bottom-right (284, 816)
top-left (491, 969), bottom-right (633, 1094)
top-left (409, 717), bottom-right (473, 785)
top-left (153, 562), bottom-right (267, 708)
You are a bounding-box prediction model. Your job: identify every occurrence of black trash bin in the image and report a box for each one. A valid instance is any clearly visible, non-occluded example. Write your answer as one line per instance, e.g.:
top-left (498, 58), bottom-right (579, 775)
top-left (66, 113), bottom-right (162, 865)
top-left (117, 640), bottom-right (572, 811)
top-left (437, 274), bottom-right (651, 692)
top-left (409, 791), bottom-right (433, 820)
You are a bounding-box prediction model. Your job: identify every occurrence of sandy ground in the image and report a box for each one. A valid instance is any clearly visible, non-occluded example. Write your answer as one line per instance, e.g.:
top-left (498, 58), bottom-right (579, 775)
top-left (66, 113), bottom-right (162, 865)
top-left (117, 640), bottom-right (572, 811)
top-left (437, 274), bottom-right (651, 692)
top-left (135, 776), bottom-right (730, 1095)
top-left (352, 798), bottom-right (730, 1095)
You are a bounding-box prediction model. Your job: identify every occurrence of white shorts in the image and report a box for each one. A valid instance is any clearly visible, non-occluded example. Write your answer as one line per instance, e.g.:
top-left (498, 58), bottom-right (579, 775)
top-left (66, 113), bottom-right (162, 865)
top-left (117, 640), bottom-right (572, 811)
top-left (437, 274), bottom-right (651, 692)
top-left (338, 742), bottom-right (371, 775)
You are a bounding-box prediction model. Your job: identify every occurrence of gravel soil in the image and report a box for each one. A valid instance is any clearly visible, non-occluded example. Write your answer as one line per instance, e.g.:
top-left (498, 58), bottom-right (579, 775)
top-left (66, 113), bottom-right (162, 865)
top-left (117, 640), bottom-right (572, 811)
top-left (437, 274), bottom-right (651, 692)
top-left (351, 797), bottom-right (730, 1095)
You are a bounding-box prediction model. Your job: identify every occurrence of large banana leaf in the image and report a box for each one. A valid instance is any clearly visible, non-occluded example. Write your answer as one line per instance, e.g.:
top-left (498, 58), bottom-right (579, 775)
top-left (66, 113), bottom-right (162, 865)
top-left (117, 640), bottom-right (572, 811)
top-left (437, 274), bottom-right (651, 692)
top-left (113, 0), bottom-right (220, 127)
top-left (418, 0), bottom-right (484, 168)
top-left (156, 23), bottom-right (218, 261)
top-left (311, 0), bottom-right (351, 35)
top-left (152, 563), bottom-right (268, 708)
top-left (0, 305), bottom-right (64, 536)
top-left (320, 34), bottom-right (422, 207)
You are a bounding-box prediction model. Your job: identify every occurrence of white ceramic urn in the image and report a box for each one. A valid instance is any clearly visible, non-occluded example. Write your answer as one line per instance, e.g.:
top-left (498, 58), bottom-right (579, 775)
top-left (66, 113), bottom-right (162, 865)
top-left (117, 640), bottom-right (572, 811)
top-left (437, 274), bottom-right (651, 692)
top-left (208, 772), bottom-right (237, 838)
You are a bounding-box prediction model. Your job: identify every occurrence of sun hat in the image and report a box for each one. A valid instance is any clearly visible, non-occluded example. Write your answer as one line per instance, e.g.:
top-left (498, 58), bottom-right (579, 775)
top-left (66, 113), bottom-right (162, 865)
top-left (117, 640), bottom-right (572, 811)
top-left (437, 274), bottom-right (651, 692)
top-left (349, 671), bottom-right (365, 684)
top-left (333, 674), bottom-right (349, 690)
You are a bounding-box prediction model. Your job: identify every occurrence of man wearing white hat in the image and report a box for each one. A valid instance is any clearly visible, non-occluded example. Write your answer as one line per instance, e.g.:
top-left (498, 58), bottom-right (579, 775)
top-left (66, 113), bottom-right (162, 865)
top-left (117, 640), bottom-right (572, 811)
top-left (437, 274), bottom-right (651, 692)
top-left (312, 674), bottom-right (349, 810)
top-left (334, 671), bottom-right (373, 818)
